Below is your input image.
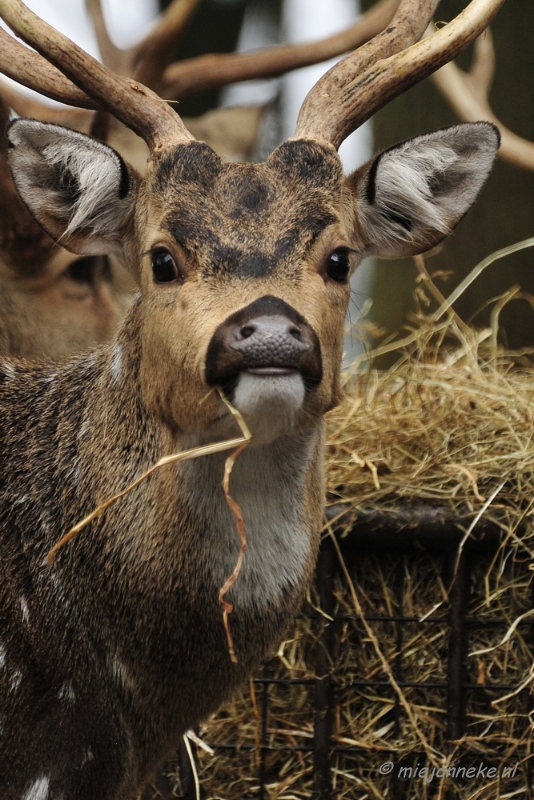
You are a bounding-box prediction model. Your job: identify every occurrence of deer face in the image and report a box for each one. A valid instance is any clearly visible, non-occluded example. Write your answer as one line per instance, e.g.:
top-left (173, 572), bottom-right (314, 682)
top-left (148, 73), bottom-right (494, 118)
top-left (7, 119), bottom-right (499, 439)
top-left (0, 247), bottom-right (131, 358)
top-left (134, 140), bottom-right (354, 439)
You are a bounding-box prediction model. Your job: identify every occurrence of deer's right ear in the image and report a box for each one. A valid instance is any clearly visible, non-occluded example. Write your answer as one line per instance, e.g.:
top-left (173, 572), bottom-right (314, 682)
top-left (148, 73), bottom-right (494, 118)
top-left (7, 119), bottom-right (138, 256)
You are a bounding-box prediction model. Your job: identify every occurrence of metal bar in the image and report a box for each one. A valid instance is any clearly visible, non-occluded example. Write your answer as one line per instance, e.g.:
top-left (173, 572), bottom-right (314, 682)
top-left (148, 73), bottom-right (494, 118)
top-left (310, 613), bottom-right (525, 626)
top-left (253, 677), bottom-right (522, 690)
top-left (390, 557), bottom-right (405, 800)
top-left (139, 766), bottom-right (175, 800)
top-left (326, 505), bottom-right (506, 553)
top-left (209, 741), bottom-right (530, 757)
top-left (258, 662), bottom-right (269, 800)
top-left (447, 550), bottom-right (470, 741)
top-left (336, 679), bottom-right (520, 690)
top-left (312, 544), bottom-right (336, 800)
top-left (393, 556), bottom-right (404, 739)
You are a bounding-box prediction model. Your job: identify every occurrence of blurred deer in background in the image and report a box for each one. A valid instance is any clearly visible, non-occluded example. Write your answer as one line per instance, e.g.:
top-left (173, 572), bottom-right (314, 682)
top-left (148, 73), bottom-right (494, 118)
top-left (0, 0), bottom-right (502, 798)
top-left (0, 91), bottom-right (130, 357)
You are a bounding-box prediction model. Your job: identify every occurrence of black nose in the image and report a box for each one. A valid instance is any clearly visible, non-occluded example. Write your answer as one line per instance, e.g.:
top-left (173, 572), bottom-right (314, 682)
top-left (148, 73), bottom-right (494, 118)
top-left (205, 295), bottom-right (322, 388)
top-left (230, 314), bottom-right (311, 371)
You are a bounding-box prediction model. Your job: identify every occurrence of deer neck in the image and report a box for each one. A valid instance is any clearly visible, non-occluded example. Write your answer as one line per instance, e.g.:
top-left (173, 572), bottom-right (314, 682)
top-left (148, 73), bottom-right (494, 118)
top-left (176, 426), bottom-right (323, 612)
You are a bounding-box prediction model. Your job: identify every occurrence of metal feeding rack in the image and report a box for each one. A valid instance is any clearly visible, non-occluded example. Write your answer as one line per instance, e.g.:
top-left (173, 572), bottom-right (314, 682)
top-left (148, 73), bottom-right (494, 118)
top-left (143, 506), bottom-right (534, 800)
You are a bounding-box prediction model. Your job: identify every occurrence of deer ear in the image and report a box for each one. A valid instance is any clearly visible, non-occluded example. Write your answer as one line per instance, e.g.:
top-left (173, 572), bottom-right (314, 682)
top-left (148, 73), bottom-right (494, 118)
top-left (348, 122), bottom-right (499, 259)
top-left (7, 119), bottom-right (138, 256)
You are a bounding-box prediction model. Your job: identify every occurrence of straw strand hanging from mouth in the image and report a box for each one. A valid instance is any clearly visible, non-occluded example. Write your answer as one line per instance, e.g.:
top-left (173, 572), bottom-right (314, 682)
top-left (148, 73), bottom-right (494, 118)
top-left (47, 390), bottom-right (251, 568)
top-left (216, 391), bottom-right (252, 664)
top-left (218, 442), bottom-right (249, 665)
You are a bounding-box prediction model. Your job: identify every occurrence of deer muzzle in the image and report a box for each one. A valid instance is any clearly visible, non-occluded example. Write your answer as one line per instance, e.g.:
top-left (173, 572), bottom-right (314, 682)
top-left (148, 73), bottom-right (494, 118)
top-left (205, 295), bottom-right (323, 394)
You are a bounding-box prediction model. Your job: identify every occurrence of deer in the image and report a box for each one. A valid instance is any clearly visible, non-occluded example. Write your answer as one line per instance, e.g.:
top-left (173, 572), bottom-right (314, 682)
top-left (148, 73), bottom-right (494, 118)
top-left (0, 0), bottom-right (503, 797)
top-left (0, 85), bottom-right (269, 359)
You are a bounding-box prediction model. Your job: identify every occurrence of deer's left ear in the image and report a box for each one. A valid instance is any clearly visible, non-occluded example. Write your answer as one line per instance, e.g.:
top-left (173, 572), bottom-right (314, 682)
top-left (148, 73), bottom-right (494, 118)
top-left (348, 122), bottom-right (500, 259)
top-left (7, 119), bottom-right (138, 256)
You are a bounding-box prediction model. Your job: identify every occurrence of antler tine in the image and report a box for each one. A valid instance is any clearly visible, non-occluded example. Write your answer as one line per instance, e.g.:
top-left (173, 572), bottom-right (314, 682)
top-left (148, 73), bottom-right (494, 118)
top-left (295, 0), bottom-right (439, 145)
top-left (160, 0), bottom-right (400, 101)
top-left (295, 0), bottom-right (505, 149)
top-left (85, 0), bottom-right (201, 88)
top-left (0, 0), bottom-right (194, 152)
top-left (0, 26), bottom-right (97, 108)
top-left (133, 0), bottom-right (202, 90)
top-left (466, 26), bottom-right (495, 98)
top-left (85, 0), bottom-right (126, 75)
top-left (431, 28), bottom-right (534, 173)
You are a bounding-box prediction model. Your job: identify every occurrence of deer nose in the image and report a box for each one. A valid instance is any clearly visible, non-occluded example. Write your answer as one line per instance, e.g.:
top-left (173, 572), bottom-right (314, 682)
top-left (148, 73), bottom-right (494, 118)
top-left (230, 315), bottom-right (311, 373)
top-left (205, 295), bottom-right (323, 389)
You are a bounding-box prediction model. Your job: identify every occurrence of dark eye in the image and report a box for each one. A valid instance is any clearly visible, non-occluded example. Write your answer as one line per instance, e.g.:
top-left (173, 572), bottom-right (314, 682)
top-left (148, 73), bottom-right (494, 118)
top-left (66, 256), bottom-right (99, 286)
top-left (151, 248), bottom-right (179, 284)
top-left (326, 249), bottom-right (352, 282)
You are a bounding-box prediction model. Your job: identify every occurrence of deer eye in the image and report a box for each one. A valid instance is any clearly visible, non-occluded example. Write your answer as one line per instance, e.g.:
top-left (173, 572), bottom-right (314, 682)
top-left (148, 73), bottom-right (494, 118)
top-left (151, 248), bottom-right (179, 284)
top-left (65, 255), bottom-right (111, 287)
top-left (326, 248), bottom-right (352, 282)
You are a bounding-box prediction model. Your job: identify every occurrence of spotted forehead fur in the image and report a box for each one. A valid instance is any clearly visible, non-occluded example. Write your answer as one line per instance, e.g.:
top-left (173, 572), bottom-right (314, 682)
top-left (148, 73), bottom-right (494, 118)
top-left (150, 140), bottom-right (345, 281)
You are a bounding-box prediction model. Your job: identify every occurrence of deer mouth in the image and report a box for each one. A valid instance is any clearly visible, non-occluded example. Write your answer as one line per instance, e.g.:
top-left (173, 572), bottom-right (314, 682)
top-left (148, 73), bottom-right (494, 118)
top-left (245, 367), bottom-right (296, 376)
top-left (205, 295), bottom-right (323, 399)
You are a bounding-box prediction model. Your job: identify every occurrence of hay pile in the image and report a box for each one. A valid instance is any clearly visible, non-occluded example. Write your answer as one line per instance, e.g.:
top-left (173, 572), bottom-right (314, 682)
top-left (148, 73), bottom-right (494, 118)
top-left (172, 264), bottom-right (534, 798)
top-left (327, 317), bottom-right (534, 518)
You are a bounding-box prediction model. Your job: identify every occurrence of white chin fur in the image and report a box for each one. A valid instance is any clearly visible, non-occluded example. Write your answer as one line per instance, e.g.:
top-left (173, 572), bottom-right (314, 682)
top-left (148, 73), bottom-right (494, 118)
top-left (233, 373), bottom-right (305, 444)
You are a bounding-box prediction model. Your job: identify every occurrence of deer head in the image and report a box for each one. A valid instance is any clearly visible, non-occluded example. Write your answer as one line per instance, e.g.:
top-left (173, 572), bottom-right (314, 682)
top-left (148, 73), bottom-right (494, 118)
top-left (0, 89), bottom-right (132, 357)
top-left (2, 0), bottom-right (502, 435)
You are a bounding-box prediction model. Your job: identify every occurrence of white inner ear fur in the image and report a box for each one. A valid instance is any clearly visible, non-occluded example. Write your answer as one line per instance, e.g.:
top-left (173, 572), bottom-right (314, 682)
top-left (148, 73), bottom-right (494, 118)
top-left (45, 140), bottom-right (129, 239)
top-left (8, 120), bottom-right (136, 254)
top-left (355, 123), bottom-right (499, 258)
top-left (373, 141), bottom-right (460, 237)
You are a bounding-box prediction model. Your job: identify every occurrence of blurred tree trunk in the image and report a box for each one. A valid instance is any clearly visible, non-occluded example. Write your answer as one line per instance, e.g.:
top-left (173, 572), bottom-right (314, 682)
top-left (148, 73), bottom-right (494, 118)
top-left (362, 0), bottom-right (534, 351)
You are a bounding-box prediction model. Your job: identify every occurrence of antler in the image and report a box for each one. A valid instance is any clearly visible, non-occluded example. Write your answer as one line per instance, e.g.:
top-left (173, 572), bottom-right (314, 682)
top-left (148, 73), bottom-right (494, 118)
top-left (86, 0), bottom-right (202, 90)
top-left (0, 0), bottom-right (194, 151)
top-left (131, 0), bottom-right (202, 89)
top-left (0, 26), bottom-right (96, 108)
top-left (295, 0), bottom-right (506, 149)
top-left (85, 0), bottom-right (126, 75)
top-left (0, 0), bottom-right (408, 124)
top-left (159, 0), bottom-right (400, 100)
top-left (85, 0), bottom-right (401, 99)
top-left (430, 28), bottom-right (534, 172)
